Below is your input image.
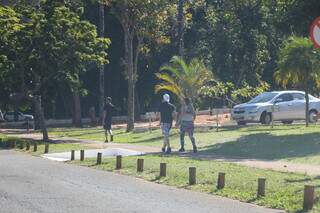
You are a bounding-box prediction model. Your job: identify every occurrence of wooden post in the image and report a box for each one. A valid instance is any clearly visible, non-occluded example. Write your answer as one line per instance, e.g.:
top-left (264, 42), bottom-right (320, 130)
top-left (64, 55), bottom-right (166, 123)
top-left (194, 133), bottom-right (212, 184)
top-left (137, 159), bottom-right (144, 172)
top-left (189, 167), bottom-right (196, 185)
top-left (97, 152), bottom-right (102, 165)
top-left (33, 143), bottom-right (38, 152)
top-left (44, 143), bottom-right (49, 154)
top-left (160, 163), bottom-right (167, 177)
top-left (116, 155), bottom-right (122, 169)
top-left (217, 172), bottom-right (225, 189)
top-left (216, 109), bottom-right (219, 132)
top-left (257, 178), bottom-right (266, 197)
top-left (26, 142), bottom-right (30, 151)
top-left (303, 185), bottom-right (315, 211)
top-left (19, 141), bottom-right (24, 149)
top-left (12, 141), bottom-right (16, 148)
top-left (80, 150), bottom-right (84, 161)
top-left (71, 150), bottom-right (75, 161)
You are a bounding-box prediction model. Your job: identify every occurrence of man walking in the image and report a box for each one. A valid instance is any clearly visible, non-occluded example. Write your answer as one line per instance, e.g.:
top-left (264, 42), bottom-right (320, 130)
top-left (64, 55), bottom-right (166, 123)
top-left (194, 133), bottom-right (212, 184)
top-left (102, 97), bottom-right (115, 143)
top-left (157, 94), bottom-right (176, 154)
top-left (177, 98), bottom-right (197, 153)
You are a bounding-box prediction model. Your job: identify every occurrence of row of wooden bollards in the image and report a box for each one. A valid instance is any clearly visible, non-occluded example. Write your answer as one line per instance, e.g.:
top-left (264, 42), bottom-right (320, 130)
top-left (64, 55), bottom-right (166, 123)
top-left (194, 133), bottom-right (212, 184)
top-left (15, 140), bottom-right (51, 154)
top-left (71, 150), bottom-right (316, 210)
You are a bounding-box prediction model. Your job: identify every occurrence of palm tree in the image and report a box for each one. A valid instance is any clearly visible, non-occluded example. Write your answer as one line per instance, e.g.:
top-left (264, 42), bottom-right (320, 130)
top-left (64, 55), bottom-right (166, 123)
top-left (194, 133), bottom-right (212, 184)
top-left (274, 37), bottom-right (320, 127)
top-left (155, 56), bottom-right (213, 101)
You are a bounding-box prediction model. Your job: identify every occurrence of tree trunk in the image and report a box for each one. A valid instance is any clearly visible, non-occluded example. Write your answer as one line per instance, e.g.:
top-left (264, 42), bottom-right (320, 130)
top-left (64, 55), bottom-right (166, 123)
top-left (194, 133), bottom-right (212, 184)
top-left (33, 95), bottom-right (48, 141)
top-left (99, 2), bottom-right (105, 124)
top-left (133, 37), bottom-right (142, 122)
top-left (124, 27), bottom-right (135, 132)
top-left (135, 88), bottom-right (141, 121)
top-left (177, 0), bottom-right (185, 57)
top-left (72, 89), bottom-right (82, 128)
top-left (305, 89), bottom-right (309, 127)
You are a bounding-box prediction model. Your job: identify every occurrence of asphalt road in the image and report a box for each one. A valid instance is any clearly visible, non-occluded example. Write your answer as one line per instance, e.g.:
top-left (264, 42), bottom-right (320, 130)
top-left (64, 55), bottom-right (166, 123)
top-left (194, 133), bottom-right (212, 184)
top-left (0, 150), bottom-right (282, 213)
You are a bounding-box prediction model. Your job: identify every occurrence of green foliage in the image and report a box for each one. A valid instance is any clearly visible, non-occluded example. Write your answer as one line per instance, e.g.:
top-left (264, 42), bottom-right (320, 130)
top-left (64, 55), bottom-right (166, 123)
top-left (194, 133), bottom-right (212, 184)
top-left (200, 81), bottom-right (270, 105)
top-left (155, 56), bottom-right (214, 101)
top-left (191, 0), bottom-right (270, 86)
top-left (0, 2), bottom-right (110, 101)
top-left (275, 36), bottom-right (320, 126)
top-left (275, 37), bottom-right (320, 89)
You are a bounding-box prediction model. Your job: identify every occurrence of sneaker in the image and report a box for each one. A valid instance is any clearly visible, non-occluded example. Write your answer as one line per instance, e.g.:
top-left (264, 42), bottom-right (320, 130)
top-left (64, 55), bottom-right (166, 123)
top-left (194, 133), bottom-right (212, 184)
top-left (193, 145), bottom-right (198, 153)
top-left (161, 147), bottom-right (166, 153)
top-left (110, 135), bottom-right (114, 142)
top-left (178, 147), bottom-right (185, 152)
top-left (166, 147), bottom-right (172, 154)
top-left (104, 139), bottom-right (109, 143)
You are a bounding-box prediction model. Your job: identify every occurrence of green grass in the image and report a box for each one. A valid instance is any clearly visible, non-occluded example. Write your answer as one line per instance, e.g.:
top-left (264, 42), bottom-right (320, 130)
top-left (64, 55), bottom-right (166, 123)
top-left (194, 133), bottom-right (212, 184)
top-left (49, 124), bottom-right (320, 165)
top-left (71, 154), bottom-right (320, 212)
top-left (0, 135), bottom-right (88, 156)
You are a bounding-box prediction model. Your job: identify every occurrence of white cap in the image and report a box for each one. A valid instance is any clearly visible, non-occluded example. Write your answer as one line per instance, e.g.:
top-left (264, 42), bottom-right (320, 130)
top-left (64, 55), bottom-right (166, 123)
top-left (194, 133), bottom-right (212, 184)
top-left (163, 94), bottom-right (170, 103)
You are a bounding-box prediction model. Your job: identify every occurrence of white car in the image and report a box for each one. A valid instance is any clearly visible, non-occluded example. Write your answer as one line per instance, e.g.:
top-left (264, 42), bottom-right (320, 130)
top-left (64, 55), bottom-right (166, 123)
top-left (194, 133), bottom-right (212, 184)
top-left (4, 111), bottom-right (34, 122)
top-left (231, 91), bottom-right (320, 125)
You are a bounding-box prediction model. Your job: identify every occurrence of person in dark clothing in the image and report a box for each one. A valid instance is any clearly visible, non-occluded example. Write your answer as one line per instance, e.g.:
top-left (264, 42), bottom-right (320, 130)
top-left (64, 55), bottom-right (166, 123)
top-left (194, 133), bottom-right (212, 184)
top-left (102, 97), bottom-right (115, 143)
top-left (157, 94), bottom-right (176, 154)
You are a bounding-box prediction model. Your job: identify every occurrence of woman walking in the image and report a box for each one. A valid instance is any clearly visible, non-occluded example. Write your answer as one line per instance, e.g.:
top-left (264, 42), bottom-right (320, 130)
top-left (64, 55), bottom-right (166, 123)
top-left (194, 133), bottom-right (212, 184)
top-left (178, 98), bottom-right (197, 153)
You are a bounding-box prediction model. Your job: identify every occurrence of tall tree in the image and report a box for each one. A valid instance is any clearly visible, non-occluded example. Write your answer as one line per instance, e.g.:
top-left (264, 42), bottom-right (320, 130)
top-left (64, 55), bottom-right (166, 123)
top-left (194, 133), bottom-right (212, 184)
top-left (275, 37), bottom-right (320, 127)
top-left (105, 0), bottom-right (168, 132)
top-left (99, 0), bottom-right (106, 123)
top-left (0, 3), bottom-right (110, 139)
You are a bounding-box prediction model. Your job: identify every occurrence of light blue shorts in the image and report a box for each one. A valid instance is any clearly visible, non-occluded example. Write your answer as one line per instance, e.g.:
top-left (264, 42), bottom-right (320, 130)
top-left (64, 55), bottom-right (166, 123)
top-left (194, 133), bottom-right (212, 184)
top-left (161, 123), bottom-right (172, 138)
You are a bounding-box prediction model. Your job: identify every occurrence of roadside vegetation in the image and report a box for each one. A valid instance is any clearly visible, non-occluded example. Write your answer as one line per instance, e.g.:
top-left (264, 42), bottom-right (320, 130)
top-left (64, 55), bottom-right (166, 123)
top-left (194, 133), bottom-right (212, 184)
top-left (0, 135), bottom-right (88, 156)
top-left (71, 154), bottom-right (320, 212)
top-left (48, 124), bottom-right (320, 165)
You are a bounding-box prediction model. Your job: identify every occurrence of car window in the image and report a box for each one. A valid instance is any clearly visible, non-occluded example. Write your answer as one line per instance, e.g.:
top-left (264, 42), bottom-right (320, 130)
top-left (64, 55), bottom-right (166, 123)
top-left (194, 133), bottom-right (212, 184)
top-left (277, 93), bottom-right (293, 102)
top-left (248, 92), bottom-right (278, 104)
top-left (292, 93), bottom-right (305, 100)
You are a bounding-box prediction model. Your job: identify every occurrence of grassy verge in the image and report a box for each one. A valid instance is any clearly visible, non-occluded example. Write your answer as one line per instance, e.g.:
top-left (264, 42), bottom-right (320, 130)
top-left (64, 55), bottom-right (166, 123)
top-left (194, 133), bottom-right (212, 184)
top-left (71, 154), bottom-right (320, 212)
top-left (0, 135), bottom-right (88, 156)
top-left (49, 124), bottom-right (320, 165)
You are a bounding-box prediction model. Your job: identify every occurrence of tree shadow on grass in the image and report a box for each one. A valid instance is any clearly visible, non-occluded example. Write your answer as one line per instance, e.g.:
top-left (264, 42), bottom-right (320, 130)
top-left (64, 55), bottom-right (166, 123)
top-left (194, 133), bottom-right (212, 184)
top-left (198, 132), bottom-right (320, 161)
top-left (122, 132), bottom-right (179, 144)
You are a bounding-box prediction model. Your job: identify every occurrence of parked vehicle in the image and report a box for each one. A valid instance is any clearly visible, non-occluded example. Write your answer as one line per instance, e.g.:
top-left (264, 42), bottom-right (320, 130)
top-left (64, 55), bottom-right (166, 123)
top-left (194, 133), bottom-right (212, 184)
top-left (231, 90), bottom-right (320, 125)
top-left (4, 111), bottom-right (34, 122)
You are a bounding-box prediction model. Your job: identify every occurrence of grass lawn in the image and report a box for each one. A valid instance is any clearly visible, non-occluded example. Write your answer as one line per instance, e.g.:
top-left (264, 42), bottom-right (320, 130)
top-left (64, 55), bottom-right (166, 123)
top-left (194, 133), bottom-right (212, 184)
top-left (71, 154), bottom-right (320, 212)
top-left (0, 135), bottom-right (88, 156)
top-left (49, 124), bottom-right (320, 165)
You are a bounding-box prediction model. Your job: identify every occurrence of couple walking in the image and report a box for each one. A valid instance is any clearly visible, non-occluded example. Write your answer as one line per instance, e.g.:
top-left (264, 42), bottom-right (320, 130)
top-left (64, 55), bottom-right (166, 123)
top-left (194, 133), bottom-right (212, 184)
top-left (157, 94), bottom-right (197, 154)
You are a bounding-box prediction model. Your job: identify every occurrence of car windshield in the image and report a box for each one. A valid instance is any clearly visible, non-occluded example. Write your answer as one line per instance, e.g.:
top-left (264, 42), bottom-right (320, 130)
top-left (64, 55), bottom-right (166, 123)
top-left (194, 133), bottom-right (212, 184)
top-left (248, 92), bottom-right (277, 104)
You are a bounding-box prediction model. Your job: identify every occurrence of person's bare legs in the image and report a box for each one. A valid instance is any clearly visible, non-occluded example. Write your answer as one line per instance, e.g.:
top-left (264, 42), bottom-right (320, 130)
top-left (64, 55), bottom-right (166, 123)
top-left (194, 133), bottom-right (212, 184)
top-left (108, 129), bottom-right (113, 142)
top-left (104, 129), bottom-right (109, 143)
top-left (105, 129), bottom-right (113, 143)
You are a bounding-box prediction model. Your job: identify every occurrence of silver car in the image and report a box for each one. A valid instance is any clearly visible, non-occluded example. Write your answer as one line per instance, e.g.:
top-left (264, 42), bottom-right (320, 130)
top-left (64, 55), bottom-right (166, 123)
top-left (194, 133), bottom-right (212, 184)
top-left (231, 90), bottom-right (320, 125)
top-left (4, 111), bottom-right (34, 122)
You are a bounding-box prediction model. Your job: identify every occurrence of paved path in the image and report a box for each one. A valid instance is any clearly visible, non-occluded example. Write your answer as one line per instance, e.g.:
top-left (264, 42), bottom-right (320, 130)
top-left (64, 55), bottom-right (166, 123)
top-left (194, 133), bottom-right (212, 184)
top-left (0, 150), bottom-right (282, 213)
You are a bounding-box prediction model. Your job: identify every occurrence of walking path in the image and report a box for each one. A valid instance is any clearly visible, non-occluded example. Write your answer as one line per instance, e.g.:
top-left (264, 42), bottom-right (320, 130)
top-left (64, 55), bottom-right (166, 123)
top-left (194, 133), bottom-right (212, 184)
top-left (2, 129), bottom-right (320, 175)
top-left (0, 150), bottom-right (282, 213)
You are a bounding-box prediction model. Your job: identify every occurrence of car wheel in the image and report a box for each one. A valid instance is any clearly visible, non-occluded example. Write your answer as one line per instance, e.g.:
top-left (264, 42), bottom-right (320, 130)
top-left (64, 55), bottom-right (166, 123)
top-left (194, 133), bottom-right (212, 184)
top-left (309, 110), bottom-right (318, 123)
top-left (261, 112), bottom-right (272, 125)
top-left (237, 121), bottom-right (246, 126)
top-left (282, 121), bottom-right (293, 125)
